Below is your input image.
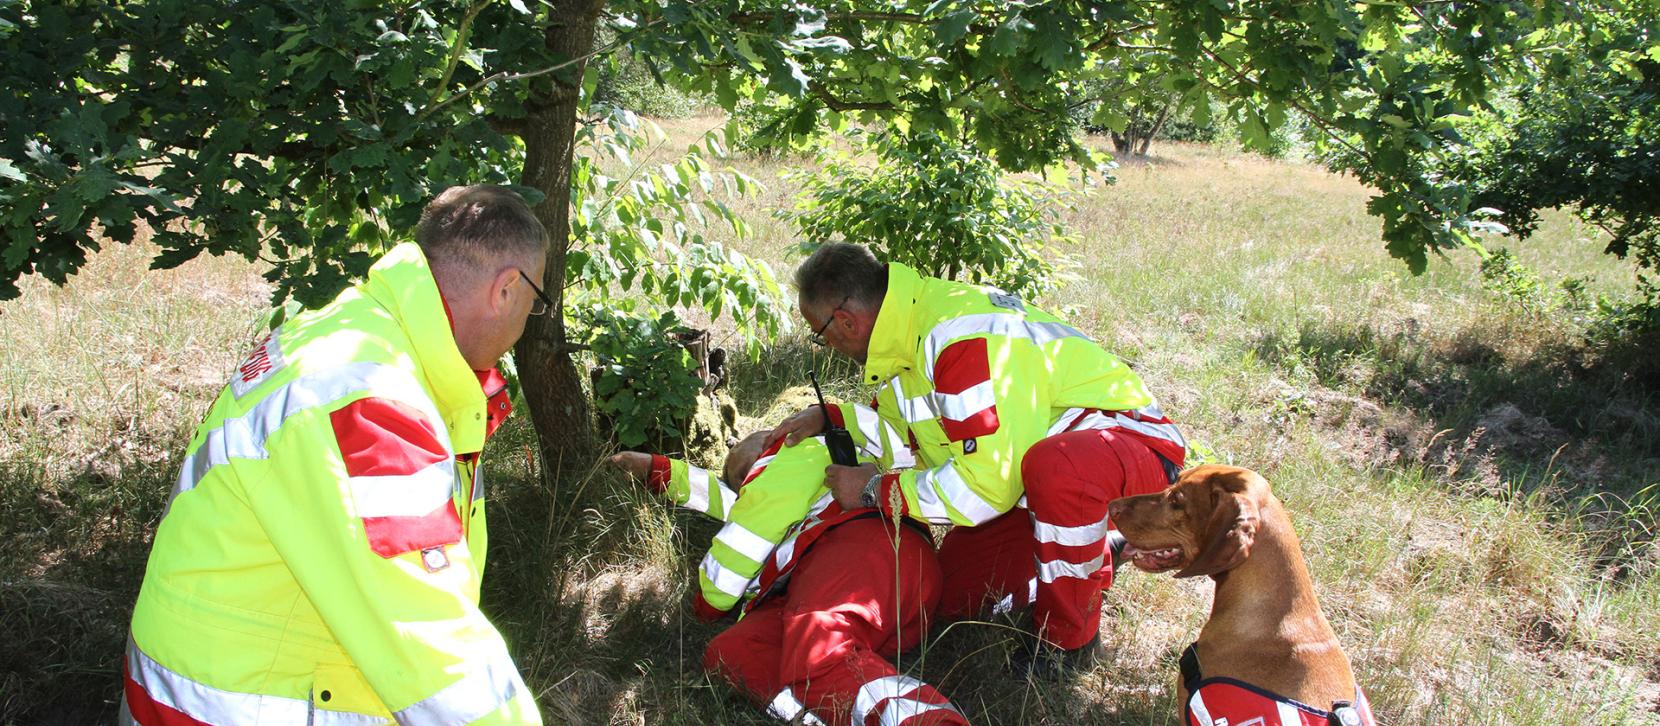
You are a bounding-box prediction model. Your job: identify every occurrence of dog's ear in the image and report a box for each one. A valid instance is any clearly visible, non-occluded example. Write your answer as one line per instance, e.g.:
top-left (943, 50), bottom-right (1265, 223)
top-left (1174, 475), bottom-right (1260, 579)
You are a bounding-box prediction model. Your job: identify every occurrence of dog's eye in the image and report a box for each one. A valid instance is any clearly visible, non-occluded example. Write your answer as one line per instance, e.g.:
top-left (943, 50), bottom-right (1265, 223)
top-left (1169, 493), bottom-right (1184, 510)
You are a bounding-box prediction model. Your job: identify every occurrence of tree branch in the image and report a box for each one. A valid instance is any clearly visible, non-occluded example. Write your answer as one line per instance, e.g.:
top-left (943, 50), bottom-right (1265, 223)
top-left (1084, 22), bottom-right (1157, 53)
top-left (415, 17), bottom-right (662, 124)
top-left (427, 0), bottom-right (495, 109)
top-left (811, 86), bottom-right (893, 111)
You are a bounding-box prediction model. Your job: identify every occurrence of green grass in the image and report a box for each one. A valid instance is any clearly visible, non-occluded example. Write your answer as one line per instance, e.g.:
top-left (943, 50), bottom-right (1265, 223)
top-left (3, 117), bottom-right (1657, 724)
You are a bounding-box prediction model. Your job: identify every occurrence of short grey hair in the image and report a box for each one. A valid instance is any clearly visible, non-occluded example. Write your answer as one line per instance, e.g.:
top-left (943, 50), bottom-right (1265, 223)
top-left (794, 243), bottom-right (887, 311)
top-left (415, 185), bottom-right (548, 273)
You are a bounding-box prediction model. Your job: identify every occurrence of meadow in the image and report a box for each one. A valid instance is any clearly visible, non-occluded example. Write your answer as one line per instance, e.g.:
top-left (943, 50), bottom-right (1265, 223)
top-left (2, 115), bottom-right (1656, 724)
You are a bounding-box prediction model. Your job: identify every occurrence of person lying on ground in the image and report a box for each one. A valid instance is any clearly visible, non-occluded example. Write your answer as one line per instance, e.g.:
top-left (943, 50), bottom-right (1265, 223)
top-left (611, 429), bottom-right (969, 725)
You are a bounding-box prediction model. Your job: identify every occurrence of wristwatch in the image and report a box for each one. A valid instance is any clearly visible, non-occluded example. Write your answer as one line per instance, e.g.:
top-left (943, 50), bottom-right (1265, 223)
top-left (858, 472), bottom-right (883, 508)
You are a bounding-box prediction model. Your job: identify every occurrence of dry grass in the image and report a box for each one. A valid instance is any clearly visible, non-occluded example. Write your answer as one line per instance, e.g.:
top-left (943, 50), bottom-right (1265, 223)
top-left (3, 116), bottom-right (1657, 724)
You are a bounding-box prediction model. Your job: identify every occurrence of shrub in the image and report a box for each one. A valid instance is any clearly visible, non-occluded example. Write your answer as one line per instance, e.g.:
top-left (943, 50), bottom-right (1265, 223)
top-left (583, 308), bottom-right (704, 449)
top-left (784, 130), bottom-right (1079, 301)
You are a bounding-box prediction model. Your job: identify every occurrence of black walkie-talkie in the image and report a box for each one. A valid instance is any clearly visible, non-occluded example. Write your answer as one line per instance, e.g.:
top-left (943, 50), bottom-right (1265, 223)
top-left (810, 370), bottom-right (858, 466)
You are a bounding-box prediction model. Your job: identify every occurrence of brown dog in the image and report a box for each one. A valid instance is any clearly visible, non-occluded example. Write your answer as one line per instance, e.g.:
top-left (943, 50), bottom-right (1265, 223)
top-left (1108, 465), bottom-right (1373, 725)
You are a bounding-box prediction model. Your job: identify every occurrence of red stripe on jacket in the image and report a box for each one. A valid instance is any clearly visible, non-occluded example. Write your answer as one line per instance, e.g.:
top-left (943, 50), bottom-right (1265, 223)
top-left (933, 338), bottom-right (1000, 441)
top-left (330, 397), bottom-right (462, 558)
top-left (122, 658), bottom-right (213, 726)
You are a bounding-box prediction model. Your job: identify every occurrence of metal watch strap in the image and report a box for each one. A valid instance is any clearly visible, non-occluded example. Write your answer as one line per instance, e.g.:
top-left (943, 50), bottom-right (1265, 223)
top-left (858, 472), bottom-right (883, 508)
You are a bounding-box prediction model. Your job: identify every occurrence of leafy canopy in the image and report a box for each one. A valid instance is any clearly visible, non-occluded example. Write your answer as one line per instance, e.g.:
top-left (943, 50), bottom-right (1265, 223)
top-left (621, 0), bottom-right (1578, 272)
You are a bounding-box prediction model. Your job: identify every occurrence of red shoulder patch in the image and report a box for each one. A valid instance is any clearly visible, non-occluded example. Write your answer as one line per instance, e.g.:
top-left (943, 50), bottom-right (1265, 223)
top-left (933, 338), bottom-right (1000, 441)
top-left (331, 397), bottom-right (461, 558)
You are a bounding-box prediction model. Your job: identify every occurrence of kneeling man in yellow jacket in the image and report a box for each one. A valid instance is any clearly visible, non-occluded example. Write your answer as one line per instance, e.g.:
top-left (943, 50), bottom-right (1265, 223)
top-left (122, 186), bottom-right (551, 725)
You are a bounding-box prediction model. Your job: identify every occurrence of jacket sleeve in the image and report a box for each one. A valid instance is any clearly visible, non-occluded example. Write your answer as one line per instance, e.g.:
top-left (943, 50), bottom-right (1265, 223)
top-left (646, 455), bottom-right (737, 521)
top-left (827, 402), bottom-right (915, 470)
top-left (874, 336), bottom-right (1047, 526)
top-left (245, 396), bottom-right (540, 725)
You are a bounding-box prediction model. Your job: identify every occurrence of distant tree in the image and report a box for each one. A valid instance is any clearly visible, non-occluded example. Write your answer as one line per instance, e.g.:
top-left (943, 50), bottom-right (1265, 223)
top-left (1445, 8), bottom-right (1659, 277)
top-left (0, 0), bottom-right (1594, 472)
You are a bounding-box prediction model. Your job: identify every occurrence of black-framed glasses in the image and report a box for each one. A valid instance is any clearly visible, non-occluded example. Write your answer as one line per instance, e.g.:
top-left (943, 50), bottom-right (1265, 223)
top-left (518, 270), bottom-right (555, 317)
top-left (808, 295), bottom-right (851, 346)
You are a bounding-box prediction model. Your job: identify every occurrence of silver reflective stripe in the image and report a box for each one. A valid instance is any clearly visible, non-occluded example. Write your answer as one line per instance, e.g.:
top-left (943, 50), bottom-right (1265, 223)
top-left (1033, 517), bottom-right (1107, 547)
top-left (685, 466), bottom-right (713, 512)
top-left (852, 404), bottom-right (888, 458)
top-left (1037, 554), bottom-right (1105, 583)
top-left (315, 708), bottom-right (393, 725)
top-left (882, 418), bottom-right (915, 469)
top-left (774, 535), bottom-right (798, 569)
top-left (917, 462), bottom-right (1002, 524)
top-left (714, 520), bottom-right (777, 564)
top-left (1188, 689), bottom-right (1215, 725)
top-left (765, 687), bottom-right (825, 725)
top-left (932, 380), bottom-right (996, 421)
top-left (1277, 700), bottom-right (1304, 725)
top-left (1046, 407), bottom-right (1087, 436)
top-left (853, 675), bottom-right (925, 725)
top-left (921, 314), bottom-right (1089, 381)
top-left (349, 459), bottom-right (458, 518)
top-left (391, 642), bottom-right (526, 725)
top-left (746, 453), bottom-right (777, 480)
top-left (897, 392), bottom-right (937, 424)
top-left (717, 480), bottom-right (737, 517)
top-left (878, 697), bottom-right (960, 726)
top-left (1047, 406), bottom-right (1187, 449)
top-left (170, 362), bottom-right (446, 508)
top-left (1110, 411), bottom-right (1187, 449)
top-left (805, 491), bottom-right (835, 518)
top-left (909, 471), bottom-right (956, 523)
top-left (125, 637), bottom-right (310, 722)
top-left (700, 552), bottom-right (754, 597)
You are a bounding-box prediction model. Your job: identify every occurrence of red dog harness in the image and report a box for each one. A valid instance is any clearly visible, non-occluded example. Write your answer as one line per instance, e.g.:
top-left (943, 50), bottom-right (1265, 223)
top-left (1181, 643), bottom-right (1375, 726)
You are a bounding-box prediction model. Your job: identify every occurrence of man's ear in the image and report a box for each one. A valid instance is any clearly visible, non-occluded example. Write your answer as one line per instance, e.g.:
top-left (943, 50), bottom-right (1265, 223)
top-left (1174, 486), bottom-right (1259, 579)
top-left (488, 267), bottom-right (519, 315)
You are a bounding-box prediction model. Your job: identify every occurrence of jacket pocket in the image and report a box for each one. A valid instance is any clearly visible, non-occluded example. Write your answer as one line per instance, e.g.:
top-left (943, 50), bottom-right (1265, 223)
top-left (309, 661), bottom-right (393, 724)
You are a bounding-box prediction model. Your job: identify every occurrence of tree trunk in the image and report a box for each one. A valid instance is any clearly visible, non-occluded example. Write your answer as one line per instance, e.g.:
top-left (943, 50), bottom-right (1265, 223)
top-left (1139, 99), bottom-right (1177, 157)
top-left (514, 0), bottom-right (606, 478)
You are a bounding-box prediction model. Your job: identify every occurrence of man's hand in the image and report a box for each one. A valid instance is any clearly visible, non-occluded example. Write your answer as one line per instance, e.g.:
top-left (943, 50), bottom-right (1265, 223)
top-left (763, 405), bottom-right (829, 449)
top-left (608, 452), bottom-right (654, 484)
top-left (825, 463), bottom-right (881, 509)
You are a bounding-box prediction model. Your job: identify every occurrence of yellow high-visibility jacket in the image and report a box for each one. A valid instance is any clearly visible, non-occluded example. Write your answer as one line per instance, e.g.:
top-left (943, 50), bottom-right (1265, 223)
top-left (122, 243), bottom-right (540, 725)
top-left (840, 262), bottom-right (1187, 527)
top-left (646, 432), bottom-right (901, 618)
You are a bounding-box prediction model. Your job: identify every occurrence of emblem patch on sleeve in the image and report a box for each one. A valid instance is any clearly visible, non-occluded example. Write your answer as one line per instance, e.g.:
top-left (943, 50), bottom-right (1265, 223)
top-left (962, 438), bottom-right (978, 454)
top-left (987, 291), bottom-right (1025, 312)
top-left (230, 332), bottom-right (285, 398)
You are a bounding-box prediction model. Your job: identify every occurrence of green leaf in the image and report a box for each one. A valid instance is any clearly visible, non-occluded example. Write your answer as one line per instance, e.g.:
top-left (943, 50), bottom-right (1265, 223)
top-left (767, 55), bottom-right (811, 96)
top-left (936, 9), bottom-right (975, 46)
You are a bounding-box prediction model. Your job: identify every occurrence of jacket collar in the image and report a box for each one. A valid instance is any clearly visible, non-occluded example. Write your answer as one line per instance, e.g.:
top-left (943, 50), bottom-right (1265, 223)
top-left (862, 262), bottom-right (923, 384)
top-left (360, 243), bottom-right (488, 454)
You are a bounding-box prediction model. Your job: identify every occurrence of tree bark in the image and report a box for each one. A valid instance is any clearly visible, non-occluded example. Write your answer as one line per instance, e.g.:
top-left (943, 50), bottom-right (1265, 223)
top-left (514, 0), bottom-right (606, 478)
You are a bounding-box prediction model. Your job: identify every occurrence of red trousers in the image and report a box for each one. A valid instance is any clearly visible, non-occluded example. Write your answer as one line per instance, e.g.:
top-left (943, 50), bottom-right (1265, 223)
top-left (938, 429), bottom-right (1174, 649)
top-left (704, 517), bottom-right (968, 725)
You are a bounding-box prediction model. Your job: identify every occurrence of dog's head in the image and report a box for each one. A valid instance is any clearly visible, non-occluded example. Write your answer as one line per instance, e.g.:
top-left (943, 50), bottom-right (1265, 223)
top-left (1107, 465), bottom-right (1267, 579)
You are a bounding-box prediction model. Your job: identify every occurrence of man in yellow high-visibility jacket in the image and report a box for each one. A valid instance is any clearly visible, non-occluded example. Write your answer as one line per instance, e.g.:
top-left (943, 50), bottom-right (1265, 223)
top-left (769, 243), bottom-right (1188, 675)
top-left (121, 186), bottom-right (550, 724)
